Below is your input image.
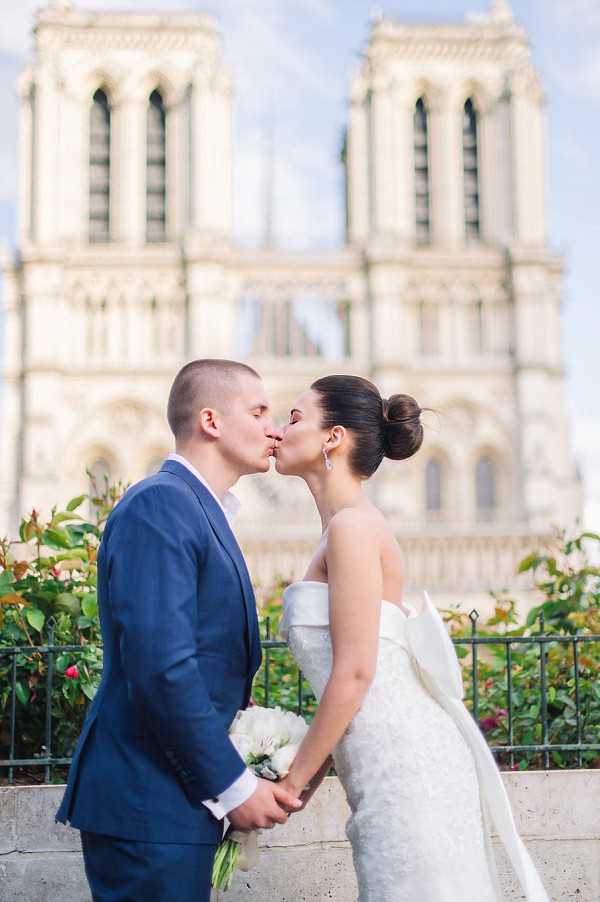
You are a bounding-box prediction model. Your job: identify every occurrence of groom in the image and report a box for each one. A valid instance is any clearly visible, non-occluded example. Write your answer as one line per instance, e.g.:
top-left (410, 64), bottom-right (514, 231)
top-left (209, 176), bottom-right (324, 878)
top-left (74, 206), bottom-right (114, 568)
top-left (56, 359), bottom-right (302, 901)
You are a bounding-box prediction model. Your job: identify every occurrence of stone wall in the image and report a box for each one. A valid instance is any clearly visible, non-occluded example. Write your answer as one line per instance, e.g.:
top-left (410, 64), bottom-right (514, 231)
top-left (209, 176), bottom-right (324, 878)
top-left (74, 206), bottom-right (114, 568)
top-left (1, 772), bottom-right (599, 901)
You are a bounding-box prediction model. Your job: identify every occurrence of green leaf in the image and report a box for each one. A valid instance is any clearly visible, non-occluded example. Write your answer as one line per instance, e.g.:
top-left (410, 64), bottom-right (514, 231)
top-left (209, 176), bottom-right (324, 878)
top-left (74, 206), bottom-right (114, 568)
top-left (81, 593), bottom-right (98, 620)
top-left (77, 615), bottom-right (93, 629)
top-left (55, 549), bottom-right (88, 562)
top-left (50, 513), bottom-right (83, 530)
top-left (43, 528), bottom-right (72, 550)
top-left (55, 593), bottom-right (81, 616)
top-left (67, 494), bottom-right (87, 512)
top-left (518, 553), bottom-right (542, 574)
top-left (580, 532), bottom-right (600, 542)
top-left (56, 653), bottom-right (71, 673)
top-left (525, 605), bottom-right (542, 628)
top-left (25, 607), bottom-right (45, 632)
top-left (15, 681), bottom-right (30, 705)
top-left (81, 681), bottom-right (97, 701)
top-left (19, 521), bottom-right (35, 543)
top-left (0, 571), bottom-right (15, 593)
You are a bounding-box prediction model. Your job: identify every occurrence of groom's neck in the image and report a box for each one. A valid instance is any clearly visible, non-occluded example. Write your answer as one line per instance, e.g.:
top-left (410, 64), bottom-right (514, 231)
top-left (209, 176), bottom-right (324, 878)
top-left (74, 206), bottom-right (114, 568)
top-left (174, 445), bottom-right (238, 502)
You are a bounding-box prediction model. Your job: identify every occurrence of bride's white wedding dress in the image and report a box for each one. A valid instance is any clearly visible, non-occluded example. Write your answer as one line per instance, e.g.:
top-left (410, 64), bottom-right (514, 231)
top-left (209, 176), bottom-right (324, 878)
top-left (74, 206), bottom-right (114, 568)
top-left (281, 580), bottom-right (550, 902)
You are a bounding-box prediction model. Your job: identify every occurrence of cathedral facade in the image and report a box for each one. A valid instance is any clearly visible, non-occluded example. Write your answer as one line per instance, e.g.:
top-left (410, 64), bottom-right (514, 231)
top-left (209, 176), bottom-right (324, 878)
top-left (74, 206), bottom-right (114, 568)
top-left (0, 0), bottom-right (582, 608)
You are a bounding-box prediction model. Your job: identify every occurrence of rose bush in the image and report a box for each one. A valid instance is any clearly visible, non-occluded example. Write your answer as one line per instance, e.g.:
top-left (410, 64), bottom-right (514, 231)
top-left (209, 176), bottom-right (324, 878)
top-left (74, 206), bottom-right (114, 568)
top-left (443, 528), bottom-right (600, 770)
top-left (0, 474), bottom-right (126, 782)
top-left (2, 471), bottom-right (598, 780)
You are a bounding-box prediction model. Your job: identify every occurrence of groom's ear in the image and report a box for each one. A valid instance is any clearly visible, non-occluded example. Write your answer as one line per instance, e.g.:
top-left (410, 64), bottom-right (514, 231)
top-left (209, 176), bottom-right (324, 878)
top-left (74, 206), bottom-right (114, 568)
top-left (198, 406), bottom-right (221, 439)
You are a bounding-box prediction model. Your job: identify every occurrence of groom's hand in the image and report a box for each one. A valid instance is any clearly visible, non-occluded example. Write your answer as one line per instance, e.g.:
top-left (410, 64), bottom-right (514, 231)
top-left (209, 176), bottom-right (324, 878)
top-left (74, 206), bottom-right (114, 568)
top-left (227, 778), bottom-right (302, 831)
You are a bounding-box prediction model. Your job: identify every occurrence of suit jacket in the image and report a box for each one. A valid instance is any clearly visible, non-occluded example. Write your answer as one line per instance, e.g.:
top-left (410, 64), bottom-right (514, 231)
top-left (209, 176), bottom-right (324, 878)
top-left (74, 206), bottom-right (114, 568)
top-left (55, 459), bottom-right (262, 844)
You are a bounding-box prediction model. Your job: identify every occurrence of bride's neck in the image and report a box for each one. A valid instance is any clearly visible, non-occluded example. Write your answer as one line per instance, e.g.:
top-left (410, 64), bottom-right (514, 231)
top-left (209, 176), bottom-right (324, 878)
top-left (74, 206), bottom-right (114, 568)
top-left (304, 468), bottom-right (364, 533)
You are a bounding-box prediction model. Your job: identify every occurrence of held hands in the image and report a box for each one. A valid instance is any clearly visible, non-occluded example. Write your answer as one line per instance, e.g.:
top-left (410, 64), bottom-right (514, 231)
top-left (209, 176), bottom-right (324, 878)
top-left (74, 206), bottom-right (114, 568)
top-left (278, 773), bottom-right (322, 813)
top-left (227, 777), bottom-right (302, 832)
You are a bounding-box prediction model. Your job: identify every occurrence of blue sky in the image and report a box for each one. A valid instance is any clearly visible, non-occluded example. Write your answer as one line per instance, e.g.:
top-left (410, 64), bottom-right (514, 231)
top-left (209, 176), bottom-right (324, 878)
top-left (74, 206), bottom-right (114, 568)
top-left (0, 0), bottom-right (598, 523)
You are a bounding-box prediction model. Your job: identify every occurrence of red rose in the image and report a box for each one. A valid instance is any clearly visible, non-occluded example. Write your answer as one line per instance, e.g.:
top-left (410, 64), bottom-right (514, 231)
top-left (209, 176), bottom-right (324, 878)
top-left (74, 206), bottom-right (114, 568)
top-left (65, 665), bottom-right (79, 679)
top-left (479, 716), bottom-right (498, 733)
top-left (51, 566), bottom-right (61, 578)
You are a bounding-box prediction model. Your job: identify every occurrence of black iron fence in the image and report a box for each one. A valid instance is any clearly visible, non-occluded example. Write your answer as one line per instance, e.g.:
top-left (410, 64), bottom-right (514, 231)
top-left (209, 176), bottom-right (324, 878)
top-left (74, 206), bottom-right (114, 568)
top-left (2, 612), bottom-right (600, 784)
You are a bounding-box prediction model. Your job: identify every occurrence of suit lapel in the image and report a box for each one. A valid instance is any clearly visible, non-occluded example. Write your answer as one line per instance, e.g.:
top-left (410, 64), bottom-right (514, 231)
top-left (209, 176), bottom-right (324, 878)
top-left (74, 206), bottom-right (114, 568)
top-left (160, 460), bottom-right (261, 674)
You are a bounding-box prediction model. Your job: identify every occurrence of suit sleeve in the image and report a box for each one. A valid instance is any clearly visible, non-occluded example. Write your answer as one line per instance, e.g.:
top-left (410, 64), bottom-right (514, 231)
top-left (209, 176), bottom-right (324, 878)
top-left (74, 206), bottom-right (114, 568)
top-left (107, 485), bottom-right (246, 806)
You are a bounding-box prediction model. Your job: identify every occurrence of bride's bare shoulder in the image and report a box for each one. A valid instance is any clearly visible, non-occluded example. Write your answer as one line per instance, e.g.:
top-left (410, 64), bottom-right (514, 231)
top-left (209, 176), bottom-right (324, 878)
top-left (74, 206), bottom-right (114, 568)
top-left (326, 506), bottom-right (384, 542)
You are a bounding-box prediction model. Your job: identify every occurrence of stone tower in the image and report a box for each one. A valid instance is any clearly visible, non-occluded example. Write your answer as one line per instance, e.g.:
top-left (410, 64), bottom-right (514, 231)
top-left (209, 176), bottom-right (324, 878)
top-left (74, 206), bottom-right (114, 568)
top-left (0, 1), bottom-right (582, 608)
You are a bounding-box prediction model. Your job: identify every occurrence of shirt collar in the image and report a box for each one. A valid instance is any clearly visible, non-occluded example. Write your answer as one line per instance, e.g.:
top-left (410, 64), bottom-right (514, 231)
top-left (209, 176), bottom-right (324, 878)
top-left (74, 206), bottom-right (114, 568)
top-left (166, 453), bottom-right (241, 524)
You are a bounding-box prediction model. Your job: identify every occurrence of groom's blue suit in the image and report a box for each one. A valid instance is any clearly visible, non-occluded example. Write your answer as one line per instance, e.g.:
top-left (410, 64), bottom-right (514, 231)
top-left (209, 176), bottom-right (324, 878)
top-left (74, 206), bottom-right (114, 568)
top-left (56, 459), bottom-right (262, 900)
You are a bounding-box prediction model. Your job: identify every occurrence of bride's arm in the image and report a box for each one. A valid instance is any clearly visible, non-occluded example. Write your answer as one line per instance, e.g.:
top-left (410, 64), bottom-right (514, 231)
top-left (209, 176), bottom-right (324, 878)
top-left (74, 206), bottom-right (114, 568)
top-left (280, 509), bottom-right (382, 798)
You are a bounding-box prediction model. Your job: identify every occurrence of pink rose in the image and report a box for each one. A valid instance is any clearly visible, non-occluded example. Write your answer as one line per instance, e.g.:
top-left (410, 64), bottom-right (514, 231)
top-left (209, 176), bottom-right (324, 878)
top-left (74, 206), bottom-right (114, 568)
top-left (65, 665), bottom-right (79, 679)
top-left (479, 716), bottom-right (498, 733)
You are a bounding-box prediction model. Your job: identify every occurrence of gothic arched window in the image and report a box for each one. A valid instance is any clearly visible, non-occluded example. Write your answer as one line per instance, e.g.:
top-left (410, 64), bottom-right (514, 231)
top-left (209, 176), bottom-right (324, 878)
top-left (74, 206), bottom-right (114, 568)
top-left (89, 89), bottom-right (111, 243)
top-left (476, 455), bottom-right (496, 516)
top-left (146, 90), bottom-right (167, 242)
top-left (463, 98), bottom-right (480, 242)
top-left (414, 98), bottom-right (431, 245)
top-left (425, 458), bottom-right (443, 513)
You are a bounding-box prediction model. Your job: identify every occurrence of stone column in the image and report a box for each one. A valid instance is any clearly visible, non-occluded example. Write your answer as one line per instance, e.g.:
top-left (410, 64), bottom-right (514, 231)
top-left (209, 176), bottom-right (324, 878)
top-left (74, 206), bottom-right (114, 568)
top-left (477, 98), bottom-right (496, 247)
top-left (0, 263), bottom-right (23, 535)
top-left (190, 67), bottom-right (233, 241)
top-left (114, 95), bottom-right (145, 245)
top-left (392, 89), bottom-right (416, 249)
top-left (34, 63), bottom-right (60, 246)
top-left (346, 78), bottom-right (369, 245)
top-left (369, 78), bottom-right (396, 242)
top-left (430, 93), bottom-right (463, 249)
top-left (510, 259), bottom-right (578, 527)
top-left (509, 66), bottom-right (546, 248)
top-left (59, 83), bottom-right (86, 244)
top-left (17, 73), bottom-right (34, 244)
top-left (169, 90), bottom-right (190, 241)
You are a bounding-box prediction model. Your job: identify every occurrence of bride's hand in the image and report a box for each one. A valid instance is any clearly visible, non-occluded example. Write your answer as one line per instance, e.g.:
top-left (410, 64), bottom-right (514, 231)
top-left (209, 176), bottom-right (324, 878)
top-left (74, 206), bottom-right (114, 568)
top-left (279, 762), bottom-right (329, 812)
top-left (277, 775), bottom-right (307, 811)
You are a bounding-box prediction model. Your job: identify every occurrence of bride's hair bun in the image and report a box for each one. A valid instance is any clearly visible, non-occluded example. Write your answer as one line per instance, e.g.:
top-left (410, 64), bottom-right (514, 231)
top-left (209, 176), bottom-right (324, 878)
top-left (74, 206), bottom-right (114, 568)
top-left (381, 394), bottom-right (424, 461)
top-left (311, 375), bottom-right (425, 479)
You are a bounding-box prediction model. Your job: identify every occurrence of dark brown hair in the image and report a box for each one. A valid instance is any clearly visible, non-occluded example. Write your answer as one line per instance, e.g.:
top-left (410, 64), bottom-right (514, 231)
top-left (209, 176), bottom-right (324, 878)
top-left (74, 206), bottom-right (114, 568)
top-left (167, 359), bottom-right (260, 440)
top-left (311, 375), bottom-right (424, 478)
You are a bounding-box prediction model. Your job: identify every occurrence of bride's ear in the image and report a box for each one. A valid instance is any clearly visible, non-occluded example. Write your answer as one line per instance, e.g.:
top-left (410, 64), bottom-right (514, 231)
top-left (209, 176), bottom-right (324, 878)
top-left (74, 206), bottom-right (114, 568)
top-left (324, 425), bottom-right (345, 452)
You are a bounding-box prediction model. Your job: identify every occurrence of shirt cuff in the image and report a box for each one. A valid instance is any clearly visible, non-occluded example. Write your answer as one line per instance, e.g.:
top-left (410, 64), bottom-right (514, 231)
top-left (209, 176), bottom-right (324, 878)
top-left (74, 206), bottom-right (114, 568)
top-left (202, 768), bottom-right (258, 820)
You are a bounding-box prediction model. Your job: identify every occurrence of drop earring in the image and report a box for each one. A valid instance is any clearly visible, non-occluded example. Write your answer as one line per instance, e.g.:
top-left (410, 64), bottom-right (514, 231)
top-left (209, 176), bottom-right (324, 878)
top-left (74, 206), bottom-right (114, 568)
top-left (322, 447), bottom-right (333, 472)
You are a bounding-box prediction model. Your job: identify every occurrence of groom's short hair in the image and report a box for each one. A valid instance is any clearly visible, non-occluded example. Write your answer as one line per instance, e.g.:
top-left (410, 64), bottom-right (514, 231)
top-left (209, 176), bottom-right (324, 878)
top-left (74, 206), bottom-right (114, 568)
top-left (167, 358), bottom-right (261, 440)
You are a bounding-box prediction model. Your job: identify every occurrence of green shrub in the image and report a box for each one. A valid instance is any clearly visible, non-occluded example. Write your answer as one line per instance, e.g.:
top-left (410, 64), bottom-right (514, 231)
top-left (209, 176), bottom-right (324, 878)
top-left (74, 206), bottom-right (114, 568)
top-left (442, 528), bottom-right (600, 770)
top-left (2, 473), bottom-right (598, 780)
top-left (0, 474), bottom-right (125, 780)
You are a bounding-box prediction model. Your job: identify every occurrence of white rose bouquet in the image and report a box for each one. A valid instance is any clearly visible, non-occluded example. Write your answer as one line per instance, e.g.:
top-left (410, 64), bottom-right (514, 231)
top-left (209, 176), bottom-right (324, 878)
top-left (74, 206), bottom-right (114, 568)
top-left (211, 705), bottom-right (309, 891)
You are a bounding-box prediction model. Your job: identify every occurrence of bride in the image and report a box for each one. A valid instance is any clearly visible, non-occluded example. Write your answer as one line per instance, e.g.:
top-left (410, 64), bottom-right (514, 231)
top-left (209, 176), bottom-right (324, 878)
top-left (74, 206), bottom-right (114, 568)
top-left (273, 375), bottom-right (549, 902)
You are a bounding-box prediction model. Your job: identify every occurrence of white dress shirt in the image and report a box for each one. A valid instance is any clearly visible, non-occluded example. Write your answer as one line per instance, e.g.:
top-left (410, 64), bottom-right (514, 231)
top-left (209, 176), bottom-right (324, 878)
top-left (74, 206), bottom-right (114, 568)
top-left (166, 453), bottom-right (257, 820)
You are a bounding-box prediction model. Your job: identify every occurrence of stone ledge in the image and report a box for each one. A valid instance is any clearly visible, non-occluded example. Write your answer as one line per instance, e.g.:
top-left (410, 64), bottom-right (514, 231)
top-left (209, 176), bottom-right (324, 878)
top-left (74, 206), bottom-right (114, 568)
top-left (1, 772), bottom-right (600, 902)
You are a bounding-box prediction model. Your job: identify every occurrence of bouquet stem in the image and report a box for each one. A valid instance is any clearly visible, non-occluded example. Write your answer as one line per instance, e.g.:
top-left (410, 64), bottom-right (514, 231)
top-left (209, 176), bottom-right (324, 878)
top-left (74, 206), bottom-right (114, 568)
top-left (211, 837), bottom-right (240, 891)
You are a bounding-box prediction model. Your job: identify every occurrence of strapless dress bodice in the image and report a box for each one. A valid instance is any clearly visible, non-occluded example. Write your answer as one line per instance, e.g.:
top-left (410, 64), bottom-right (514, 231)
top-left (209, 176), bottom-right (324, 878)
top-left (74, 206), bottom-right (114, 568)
top-left (281, 579), bottom-right (413, 650)
top-left (281, 579), bottom-right (464, 702)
